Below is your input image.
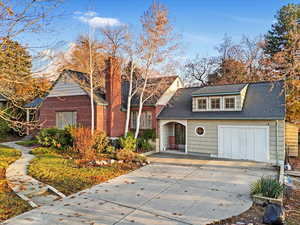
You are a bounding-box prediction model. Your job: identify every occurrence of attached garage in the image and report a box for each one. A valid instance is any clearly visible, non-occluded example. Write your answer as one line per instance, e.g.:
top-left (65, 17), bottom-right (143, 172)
top-left (218, 126), bottom-right (269, 162)
top-left (158, 81), bottom-right (286, 165)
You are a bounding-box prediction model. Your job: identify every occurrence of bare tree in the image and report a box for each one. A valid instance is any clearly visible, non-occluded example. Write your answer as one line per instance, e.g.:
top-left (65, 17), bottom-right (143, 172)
top-left (183, 56), bottom-right (218, 86)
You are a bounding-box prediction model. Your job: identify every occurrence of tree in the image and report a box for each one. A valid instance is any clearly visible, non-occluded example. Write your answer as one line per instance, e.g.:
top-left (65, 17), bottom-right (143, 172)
top-left (264, 3), bottom-right (300, 56)
top-left (0, 0), bottom-right (62, 133)
top-left (183, 56), bottom-right (218, 86)
top-left (134, 1), bottom-right (178, 138)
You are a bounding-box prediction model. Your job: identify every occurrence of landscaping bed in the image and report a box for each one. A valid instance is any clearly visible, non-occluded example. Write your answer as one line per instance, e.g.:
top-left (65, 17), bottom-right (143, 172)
top-left (28, 147), bottom-right (142, 195)
top-left (285, 182), bottom-right (300, 225)
top-left (0, 145), bottom-right (32, 222)
top-left (209, 204), bottom-right (265, 225)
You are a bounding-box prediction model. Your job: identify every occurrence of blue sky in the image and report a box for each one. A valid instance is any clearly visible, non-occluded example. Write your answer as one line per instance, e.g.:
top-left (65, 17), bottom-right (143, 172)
top-left (22, 0), bottom-right (300, 59)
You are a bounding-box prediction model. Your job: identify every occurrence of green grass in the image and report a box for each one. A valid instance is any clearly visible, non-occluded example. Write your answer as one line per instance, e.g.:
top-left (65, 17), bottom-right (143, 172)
top-left (16, 139), bottom-right (38, 147)
top-left (0, 145), bottom-right (32, 222)
top-left (28, 147), bottom-right (139, 195)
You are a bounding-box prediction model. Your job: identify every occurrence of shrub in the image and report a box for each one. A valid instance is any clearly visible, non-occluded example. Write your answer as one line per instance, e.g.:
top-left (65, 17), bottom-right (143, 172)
top-left (119, 132), bottom-right (136, 151)
top-left (36, 127), bottom-right (72, 149)
top-left (105, 145), bottom-right (116, 154)
top-left (93, 131), bottom-right (108, 153)
top-left (0, 119), bottom-right (11, 138)
top-left (115, 149), bottom-right (136, 162)
top-left (141, 129), bottom-right (156, 140)
top-left (70, 127), bottom-right (95, 161)
top-left (251, 176), bottom-right (283, 199)
top-left (109, 139), bottom-right (121, 149)
top-left (137, 138), bottom-right (153, 152)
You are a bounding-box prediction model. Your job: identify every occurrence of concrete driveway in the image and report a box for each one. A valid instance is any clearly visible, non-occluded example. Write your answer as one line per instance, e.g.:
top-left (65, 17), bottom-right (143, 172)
top-left (3, 155), bottom-right (276, 225)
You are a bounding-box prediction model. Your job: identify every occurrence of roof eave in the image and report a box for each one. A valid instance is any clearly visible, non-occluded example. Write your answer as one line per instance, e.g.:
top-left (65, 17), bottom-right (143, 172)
top-left (157, 117), bottom-right (285, 120)
top-left (192, 91), bottom-right (241, 97)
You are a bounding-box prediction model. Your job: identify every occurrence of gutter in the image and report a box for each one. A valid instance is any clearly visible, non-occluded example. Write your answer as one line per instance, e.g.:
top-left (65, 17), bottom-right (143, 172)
top-left (157, 117), bottom-right (285, 120)
top-left (275, 120), bottom-right (279, 166)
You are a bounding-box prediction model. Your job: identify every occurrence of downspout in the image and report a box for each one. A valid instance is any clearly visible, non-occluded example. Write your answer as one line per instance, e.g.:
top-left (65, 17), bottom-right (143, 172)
top-left (275, 120), bottom-right (279, 166)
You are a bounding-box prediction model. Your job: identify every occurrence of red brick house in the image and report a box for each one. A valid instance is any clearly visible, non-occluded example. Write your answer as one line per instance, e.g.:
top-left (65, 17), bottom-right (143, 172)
top-left (25, 59), bottom-right (183, 137)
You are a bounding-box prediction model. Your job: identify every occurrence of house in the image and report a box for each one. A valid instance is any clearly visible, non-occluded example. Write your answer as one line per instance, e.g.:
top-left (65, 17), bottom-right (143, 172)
top-left (25, 58), bottom-right (184, 137)
top-left (157, 81), bottom-right (286, 165)
top-left (0, 94), bottom-right (7, 108)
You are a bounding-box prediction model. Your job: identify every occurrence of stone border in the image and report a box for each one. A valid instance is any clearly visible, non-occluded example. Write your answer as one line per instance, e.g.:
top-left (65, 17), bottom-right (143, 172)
top-left (16, 193), bottom-right (38, 208)
top-left (46, 185), bottom-right (66, 198)
top-left (252, 165), bottom-right (284, 206)
top-left (252, 194), bottom-right (283, 206)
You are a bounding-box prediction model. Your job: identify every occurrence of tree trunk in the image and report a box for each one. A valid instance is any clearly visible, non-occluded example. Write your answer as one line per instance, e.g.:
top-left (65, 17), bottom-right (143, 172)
top-left (124, 62), bottom-right (135, 135)
top-left (134, 77), bottom-right (148, 138)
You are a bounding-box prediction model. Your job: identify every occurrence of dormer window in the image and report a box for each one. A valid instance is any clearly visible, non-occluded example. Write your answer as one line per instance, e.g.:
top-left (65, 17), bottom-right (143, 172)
top-left (197, 98), bottom-right (207, 110)
top-left (211, 98), bottom-right (221, 109)
top-left (225, 97), bottom-right (235, 109)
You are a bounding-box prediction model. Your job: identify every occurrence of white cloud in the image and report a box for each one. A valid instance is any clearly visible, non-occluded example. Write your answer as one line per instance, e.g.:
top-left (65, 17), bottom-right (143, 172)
top-left (75, 10), bottom-right (122, 28)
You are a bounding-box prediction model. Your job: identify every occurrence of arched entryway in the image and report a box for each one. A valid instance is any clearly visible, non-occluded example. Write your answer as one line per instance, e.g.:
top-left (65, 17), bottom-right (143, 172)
top-left (160, 121), bottom-right (187, 153)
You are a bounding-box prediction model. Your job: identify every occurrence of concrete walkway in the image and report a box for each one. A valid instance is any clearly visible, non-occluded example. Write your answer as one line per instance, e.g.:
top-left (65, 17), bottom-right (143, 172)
top-left (3, 142), bottom-right (65, 208)
top-left (2, 158), bottom-right (276, 225)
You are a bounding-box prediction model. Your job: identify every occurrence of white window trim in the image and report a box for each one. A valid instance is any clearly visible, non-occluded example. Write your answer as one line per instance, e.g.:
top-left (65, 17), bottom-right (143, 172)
top-left (209, 97), bottom-right (222, 111)
top-left (195, 126), bottom-right (205, 136)
top-left (223, 96), bottom-right (236, 110)
top-left (196, 97), bottom-right (208, 111)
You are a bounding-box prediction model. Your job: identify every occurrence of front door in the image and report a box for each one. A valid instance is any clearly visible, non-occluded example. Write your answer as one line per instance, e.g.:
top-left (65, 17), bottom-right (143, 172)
top-left (175, 123), bottom-right (186, 150)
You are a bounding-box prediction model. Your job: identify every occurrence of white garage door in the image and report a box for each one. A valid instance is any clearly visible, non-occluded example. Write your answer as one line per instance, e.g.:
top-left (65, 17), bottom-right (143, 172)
top-left (218, 126), bottom-right (269, 162)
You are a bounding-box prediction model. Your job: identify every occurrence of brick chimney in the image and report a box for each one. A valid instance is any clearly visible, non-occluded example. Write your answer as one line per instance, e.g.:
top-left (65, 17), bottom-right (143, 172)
top-left (105, 57), bottom-right (125, 137)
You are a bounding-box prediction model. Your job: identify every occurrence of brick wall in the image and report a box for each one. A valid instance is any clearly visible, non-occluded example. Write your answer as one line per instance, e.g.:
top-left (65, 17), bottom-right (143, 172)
top-left (105, 57), bottom-right (126, 137)
top-left (39, 95), bottom-right (93, 129)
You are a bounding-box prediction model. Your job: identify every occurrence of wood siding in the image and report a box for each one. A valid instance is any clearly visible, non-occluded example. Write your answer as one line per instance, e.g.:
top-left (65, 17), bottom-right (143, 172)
top-left (187, 120), bottom-right (285, 164)
top-left (48, 75), bottom-right (87, 97)
top-left (285, 123), bottom-right (299, 157)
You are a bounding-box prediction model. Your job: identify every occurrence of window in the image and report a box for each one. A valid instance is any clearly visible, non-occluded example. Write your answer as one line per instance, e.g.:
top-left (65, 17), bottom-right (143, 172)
top-left (197, 98), bottom-right (207, 110)
top-left (195, 126), bottom-right (205, 136)
top-left (225, 97), bottom-right (235, 109)
top-left (130, 111), bottom-right (152, 129)
top-left (56, 111), bottom-right (77, 129)
top-left (210, 98), bottom-right (221, 109)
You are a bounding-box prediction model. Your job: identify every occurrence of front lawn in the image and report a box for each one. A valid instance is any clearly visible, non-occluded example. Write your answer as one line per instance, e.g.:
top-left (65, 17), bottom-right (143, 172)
top-left (28, 147), bottom-right (140, 195)
top-left (0, 145), bottom-right (32, 222)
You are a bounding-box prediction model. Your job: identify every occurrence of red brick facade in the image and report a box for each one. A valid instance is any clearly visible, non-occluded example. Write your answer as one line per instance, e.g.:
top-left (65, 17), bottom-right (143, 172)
top-left (38, 58), bottom-right (169, 137)
top-left (39, 95), bottom-right (94, 129)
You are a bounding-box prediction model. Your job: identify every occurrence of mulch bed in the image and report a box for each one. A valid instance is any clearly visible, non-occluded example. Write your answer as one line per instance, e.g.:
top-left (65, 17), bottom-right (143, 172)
top-left (209, 204), bottom-right (265, 225)
top-left (289, 157), bottom-right (300, 171)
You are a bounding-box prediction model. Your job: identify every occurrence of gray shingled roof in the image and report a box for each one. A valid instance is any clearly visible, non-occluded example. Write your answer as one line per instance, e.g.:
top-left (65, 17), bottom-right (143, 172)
top-left (122, 76), bottom-right (178, 109)
top-left (158, 81), bottom-right (285, 120)
top-left (192, 83), bottom-right (246, 96)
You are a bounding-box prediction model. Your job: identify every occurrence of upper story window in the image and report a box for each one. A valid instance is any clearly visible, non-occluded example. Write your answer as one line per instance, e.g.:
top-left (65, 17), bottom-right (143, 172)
top-left (197, 98), bottom-right (207, 110)
top-left (210, 98), bottom-right (221, 109)
top-left (225, 97), bottom-right (235, 109)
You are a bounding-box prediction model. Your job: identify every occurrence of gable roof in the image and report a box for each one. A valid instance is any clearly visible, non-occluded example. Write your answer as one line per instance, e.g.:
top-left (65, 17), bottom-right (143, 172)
top-left (122, 76), bottom-right (178, 109)
top-left (158, 80), bottom-right (285, 120)
top-left (25, 70), bottom-right (108, 108)
top-left (192, 83), bottom-right (246, 97)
